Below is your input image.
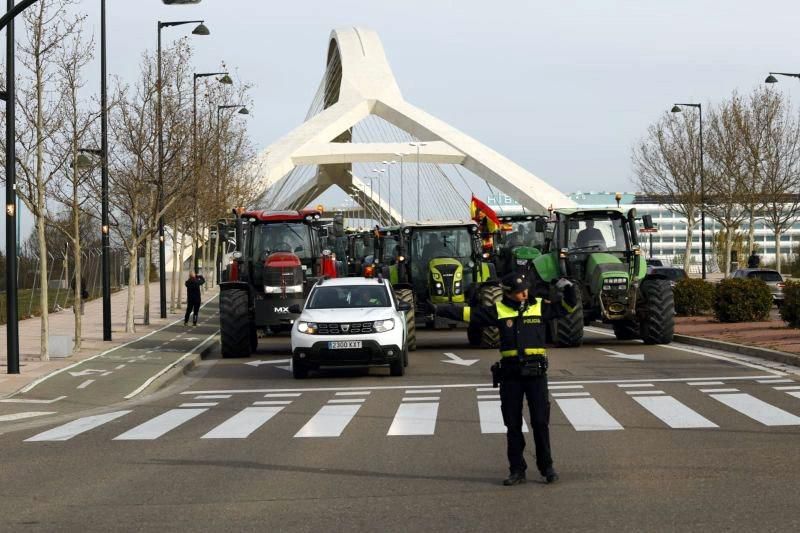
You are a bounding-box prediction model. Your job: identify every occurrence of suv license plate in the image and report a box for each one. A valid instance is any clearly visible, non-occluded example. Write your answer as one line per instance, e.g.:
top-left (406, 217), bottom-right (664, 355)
top-left (328, 341), bottom-right (362, 349)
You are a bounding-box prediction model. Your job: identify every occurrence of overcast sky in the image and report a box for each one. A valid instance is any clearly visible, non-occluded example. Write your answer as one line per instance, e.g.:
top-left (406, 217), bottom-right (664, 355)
top-left (4, 0), bottom-right (800, 241)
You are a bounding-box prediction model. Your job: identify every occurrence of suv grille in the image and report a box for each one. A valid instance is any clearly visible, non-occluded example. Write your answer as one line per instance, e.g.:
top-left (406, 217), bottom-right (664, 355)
top-left (317, 322), bottom-right (375, 335)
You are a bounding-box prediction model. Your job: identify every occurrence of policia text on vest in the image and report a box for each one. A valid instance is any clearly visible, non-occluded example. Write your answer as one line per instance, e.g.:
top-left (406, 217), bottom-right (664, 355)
top-left (434, 273), bottom-right (577, 486)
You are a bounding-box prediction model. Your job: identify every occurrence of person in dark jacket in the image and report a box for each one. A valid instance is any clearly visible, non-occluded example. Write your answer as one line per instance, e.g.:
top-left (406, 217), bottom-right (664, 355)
top-left (184, 272), bottom-right (205, 326)
top-left (434, 271), bottom-right (577, 486)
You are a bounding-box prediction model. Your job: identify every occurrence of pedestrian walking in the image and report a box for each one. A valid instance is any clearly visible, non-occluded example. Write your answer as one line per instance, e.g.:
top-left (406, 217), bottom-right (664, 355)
top-left (433, 271), bottom-right (577, 486)
top-left (184, 271), bottom-right (205, 326)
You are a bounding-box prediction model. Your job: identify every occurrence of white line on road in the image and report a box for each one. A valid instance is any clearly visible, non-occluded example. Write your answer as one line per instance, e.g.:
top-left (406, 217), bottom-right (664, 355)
top-left (0, 395), bottom-right (67, 404)
top-left (294, 404), bottom-right (362, 438)
top-left (26, 411), bottom-right (131, 441)
top-left (115, 364), bottom-right (126, 370)
top-left (77, 379), bottom-right (95, 389)
top-left (555, 398), bottom-right (624, 431)
top-left (328, 398), bottom-right (366, 404)
top-left (388, 402), bottom-right (439, 436)
top-left (476, 394), bottom-right (499, 399)
top-left (180, 402), bottom-right (218, 408)
top-left (700, 388), bottom-right (740, 393)
top-left (757, 379), bottom-right (794, 384)
top-left (195, 394), bottom-right (232, 400)
top-left (202, 406), bottom-right (284, 439)
top-left (689, 381), bottom-right (725, 386)
top-left (400, 397), bottom-right (439, 402)
top-left (478, 400), bottom-right (528, 434)
top-left (550, 385), bottom-right (585, 390)
top-left (264, 393), bottom-right (302, 398)
top-left (618, 383), bottom-right (654, 388)
top-left (253, 400), bottom-right (293, 406)
top-left (334, 391), bottom-right (371, 396)
top-left (551, 392), bottom-right (591, 398)
top-left (788, 392), bottom-right (800, 400)
top-left (774, 385), bottom-right (800, 391)
top-left (405, 389), bottom-right (442, 394)
top-left (475, 387), bottom-right (497, 392)
top-left (711, 393), bottom-right (800, 426)
top-left (626, 390), bottom-right (666, 396)
top-left (0, 411), bottom-right (56, 422)
top-left (101, 371), bottom-right (112, 377)
top-left (633, 396), bottom-right (718, 429)
top-left (113, 408), bottom-right (207, 440)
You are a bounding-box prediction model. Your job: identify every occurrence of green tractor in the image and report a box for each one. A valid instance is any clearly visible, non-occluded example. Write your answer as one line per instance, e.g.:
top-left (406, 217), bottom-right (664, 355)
top-left (493, 214), bottom-right (548, 278)
top-left (532, 208), bottom-right (674, 346)
top-left (375, 221), bottom-right (502, 349)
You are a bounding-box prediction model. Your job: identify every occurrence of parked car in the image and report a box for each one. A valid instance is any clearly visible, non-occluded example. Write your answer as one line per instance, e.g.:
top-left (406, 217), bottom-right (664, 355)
top-left (290, 277), bottom-right (410, 378)
top-left (648, 266), bottom-right (687, 288)
top-left (646, 258), bottom-right (664, 267)
top-left (731, 268), bottom-right (785, 305)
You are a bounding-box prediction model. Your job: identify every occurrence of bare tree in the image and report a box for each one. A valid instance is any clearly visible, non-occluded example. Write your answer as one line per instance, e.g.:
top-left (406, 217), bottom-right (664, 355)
top-left (632, 110), bottom-right (702, 271)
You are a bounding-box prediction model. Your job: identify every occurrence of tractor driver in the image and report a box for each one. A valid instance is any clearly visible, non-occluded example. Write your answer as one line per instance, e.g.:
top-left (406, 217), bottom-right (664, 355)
top-left (421, 233), bottom-right (448, 264)
top-left (574, 219), bottom-right (606, 249)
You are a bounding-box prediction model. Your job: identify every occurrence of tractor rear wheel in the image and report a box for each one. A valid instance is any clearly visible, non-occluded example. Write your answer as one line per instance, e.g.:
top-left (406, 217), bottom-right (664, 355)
top-left (478, 284), bottom-right (503, 348)
top-left (638, 279), bottom-right (675, 344)
top-left (220, 289), bottom-right (251, 358)
top-left (612, 320), bottom-right (639, 341)
top-left (395, 288), bottom-right (417, 352)
top-left (553, 292), bottom-right (584, 347)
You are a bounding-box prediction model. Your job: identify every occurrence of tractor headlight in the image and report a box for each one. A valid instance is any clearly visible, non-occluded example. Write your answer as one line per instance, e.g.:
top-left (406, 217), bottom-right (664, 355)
top-left (373, 319), bottom-right (395, 332)
top-left (265, 284), bottom-right (303, 294)
top-left (602, 277), bottom-right (628, 291)
top-left (297, 321), bottom-right (317, 334)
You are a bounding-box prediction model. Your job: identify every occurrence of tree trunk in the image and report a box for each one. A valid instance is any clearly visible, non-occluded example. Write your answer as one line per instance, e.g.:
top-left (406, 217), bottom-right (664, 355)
top-left (72, 163), bottom-right (82, 351)
top-left (36, 208), bottom-right (50, 361)
top-left (177, 224), bottom-right (186, 309)
top-left (126, 245), bottom-right (138, 333)
top-left (201, 227), bottom-right (209, 291)
top-left (35, 21), bottom-right (49, 361)
top-left (683, 216), bottom-right (694, 272)
top-left (748, 211), bottom-right (756, 255)
top-left (143, 232), bottom-right (152, 325)
top-left (170, 218), bottom-right (178, 313)
top-left (724, 227), bottom-right (734, 278)
top-left (775, 228), bottom-right (782, 273)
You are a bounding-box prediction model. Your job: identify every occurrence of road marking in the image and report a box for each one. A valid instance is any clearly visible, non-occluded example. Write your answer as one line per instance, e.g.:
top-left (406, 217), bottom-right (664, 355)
top-left (195, 394), bottom-right (232, 400)
top-left (711, 393), bottom-right (800, 426)
top-left (788, 392), bottom-right (800, 400)
top-left (202, 406), bottom-right (284, 439)
top-left (245, 359), bottom-right (291, 367)
top-left (387, 402), bottom-right (439, 436)
top-left (774, 385), bottom-right (800, 391)
top-left (400, 397), bottom-right (439, 402)
top-left (253, 400), bottom-right (293, 406)
top-left (618, 383), bottom-right (654, 388)
top-left (626, 390), bottom-right (665, 396)
top-left (550, 385), bottom-right (585, 390)
top-left (180, 402), bottom-right (218, 408)
top-left (596, 348), bottom-right (645, 361)
top-left (115, 364), bottom-right (126, 370)
top-left (441, 352), bottom-right (479, 367)
top-left (0, 411), bottom-right (56, 422)
top-left (555, 398), bottom-right (623, 431)
top-left (68, 369), bottom-right (105, 377)
top-left (328, 398), bottom-right (366, 404)
top-left (113, 408), bottom-right (207, 440)
top-left (633, 396), bottom-right (718, 429)
top-left (689, 381), bottom-right (724, 386)
top-left (77, 379), bottom-right (95, 389)
top-left (757, 379), bottom-right (794, 384)
top-left (700, 388), bottom-right (740, 393)
top-left (264, 393), bottom-right (302, 398)
top-left (26, 411), bottom-right (132, 441)
top-left (475, 387), bottom-right (497, 392)
top-left (476, 394), bottom-right (498, 399)
top-left (294, 404), bottom-right (362, 438)
top-left (335, 391), bottom-right (371, 396)
top-left (477, 400), bottom-right (528, 434)
top-left (551, 392), bottom-right (590, 398)
top-left (405, 389), bottom-right (441, 394)
top-left (0, 396), bottom-right (67, 404)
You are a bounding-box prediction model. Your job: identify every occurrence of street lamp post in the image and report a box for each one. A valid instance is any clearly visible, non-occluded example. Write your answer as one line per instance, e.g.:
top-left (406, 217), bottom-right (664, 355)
top-left (157, 19), bottom-right (209, 319)
top-left (192, 71), bottom-right (231, 272)
top-left (372, 168), bottom-right (385, 226)
top-left (395, 153), bottom-right (406, 223)
top-left (671, 103), bottom-right (706, 279)
top-left (98, 0), bottom-right (112, 340)
top-left (765, 72), bottom-right (800, 84)
top-left (409, 142), bottom-right (427, 221)
top-left (382, 160), bottom-right (396, 225)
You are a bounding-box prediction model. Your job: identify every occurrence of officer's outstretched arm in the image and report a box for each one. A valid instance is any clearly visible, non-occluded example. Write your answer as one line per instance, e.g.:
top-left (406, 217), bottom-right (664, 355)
top-left (433, 303), bottom-right (497, 328)
top-left (542, 278), bottom-right (578, 319)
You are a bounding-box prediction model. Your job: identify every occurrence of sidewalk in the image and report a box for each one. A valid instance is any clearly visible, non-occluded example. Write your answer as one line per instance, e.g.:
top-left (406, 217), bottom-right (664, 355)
top-left (0, 281), bottom-right (219, 397)
top-left (675, 311), bottom-right (800, 356)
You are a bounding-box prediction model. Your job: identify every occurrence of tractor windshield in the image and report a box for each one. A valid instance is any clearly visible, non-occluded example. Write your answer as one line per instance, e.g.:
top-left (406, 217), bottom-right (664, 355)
top-left (412, 227), bottom-right (473, 266)
top-left (353, 236), bottom-right (374, 259)
top-left (253, 222), bottom-right (313, 261)
top-left (504, 220), bottom-right (545, 249)
top-left (568, 214), bottom-right (627, 253)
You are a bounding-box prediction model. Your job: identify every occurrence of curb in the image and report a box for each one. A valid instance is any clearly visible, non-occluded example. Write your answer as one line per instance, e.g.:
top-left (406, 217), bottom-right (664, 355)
top-left (127, 335), bottom-right (219, 399)
top-left (673, 333), bottom-right (800, 368)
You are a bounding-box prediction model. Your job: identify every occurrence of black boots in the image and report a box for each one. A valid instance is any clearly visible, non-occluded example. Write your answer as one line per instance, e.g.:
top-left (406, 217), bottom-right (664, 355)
top-left (503, 471), bottom-right (527, 486)
top-left (542, 467), bottom-right (559, 484)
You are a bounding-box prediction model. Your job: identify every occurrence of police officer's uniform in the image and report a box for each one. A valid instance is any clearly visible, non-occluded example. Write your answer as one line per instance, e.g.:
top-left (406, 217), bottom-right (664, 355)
top-left (436, 272), bottom-right (577, 485)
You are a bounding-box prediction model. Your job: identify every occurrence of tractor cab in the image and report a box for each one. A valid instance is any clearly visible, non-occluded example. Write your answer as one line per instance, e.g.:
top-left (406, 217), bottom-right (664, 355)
top-left (345, 229), bottom-right (378, 276)
top-left (495, 214), bottom-right (548, 277)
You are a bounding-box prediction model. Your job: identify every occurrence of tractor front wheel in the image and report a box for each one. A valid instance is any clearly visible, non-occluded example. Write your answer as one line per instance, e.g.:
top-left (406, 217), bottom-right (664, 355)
top-left (220, 289), bottom-right (252, 358)
top-left (395, 288), bottom-right (417, 352)
top-left (478, 284), bottom-right (503, 348)
top-left (638, 279), bottom-right (675, 344)
top-left (552, 292), bottom-right (584, 347)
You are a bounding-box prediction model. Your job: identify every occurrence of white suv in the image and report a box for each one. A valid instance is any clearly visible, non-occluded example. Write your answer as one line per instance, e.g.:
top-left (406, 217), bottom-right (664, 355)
top-left (290, 277), bottom-right (411, 379)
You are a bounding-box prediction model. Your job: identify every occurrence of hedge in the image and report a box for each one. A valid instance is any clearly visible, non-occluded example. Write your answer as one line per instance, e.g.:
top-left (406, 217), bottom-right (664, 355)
top-left (779, 279), bottom-right (800, 328)
top-left (713, 278), bottom-right (772, 323)
top-left (673, 278), bottom-right (715, 316)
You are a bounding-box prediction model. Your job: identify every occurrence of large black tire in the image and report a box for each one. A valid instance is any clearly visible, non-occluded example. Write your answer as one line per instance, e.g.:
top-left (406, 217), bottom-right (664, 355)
top-left (553, 292), bottom-right (584, 347)
top-left (390, 354), bottom-right (405, 376)
top-left (249, 325), bottom-right (258, 353)
top-left (292, 356), bottom-right (309, 379)
top-left (638, 279), bottom-right (675, 344)
top-left (396, 288), bottom-right (416, 352)
top-left (612, 320), bottom-right (639, 341)
top-left (478, 284), bottom-right (503, 348)
top-left (220, 289), bottom-right (251, 358)
top-left (467, 325), bottom-right (481, 346)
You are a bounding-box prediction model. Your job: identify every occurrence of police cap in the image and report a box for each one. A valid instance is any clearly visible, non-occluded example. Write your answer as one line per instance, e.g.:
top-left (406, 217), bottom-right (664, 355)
top-left (500, 272), bottom-right (531, 294)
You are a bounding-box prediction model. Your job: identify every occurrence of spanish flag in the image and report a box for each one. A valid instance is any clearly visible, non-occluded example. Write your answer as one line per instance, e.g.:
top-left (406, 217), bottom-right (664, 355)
top-left (470, 195), bottom-right (501, 233)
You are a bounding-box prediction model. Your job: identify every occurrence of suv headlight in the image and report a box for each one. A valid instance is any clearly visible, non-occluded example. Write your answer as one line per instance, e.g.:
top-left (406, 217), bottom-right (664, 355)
top-left (373, 319), bottom-right (395, 332)
top-left (297, 321), bottom-right (318, 334)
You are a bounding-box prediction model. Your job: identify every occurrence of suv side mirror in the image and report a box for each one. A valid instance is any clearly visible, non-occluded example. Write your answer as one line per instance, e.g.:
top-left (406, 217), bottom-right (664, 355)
top-left (397, 301), bottom-right (412, 312)
top-left (288, 304), bottom-right (302, 314)
top-left (642, 214), bottom-right (654, 229)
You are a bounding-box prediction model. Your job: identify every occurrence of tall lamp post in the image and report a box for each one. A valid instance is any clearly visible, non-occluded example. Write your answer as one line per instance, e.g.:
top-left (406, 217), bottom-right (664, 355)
top-left (382, 160), bottom-right (396, 225)
top-left (394, 153), bottom-right (406, 223)
top-left (157, 19), bottom-right (209, 319)
top-left (4, 0), bottom-right (42, 374)
top-left (409, 142), bottom-right (427, 221)
top-left (192, 71), bottom-right (231, 271)
top-left (671, 103), bottom-right (706, 279)
top-left (371, 168), bottom-right (385, 226)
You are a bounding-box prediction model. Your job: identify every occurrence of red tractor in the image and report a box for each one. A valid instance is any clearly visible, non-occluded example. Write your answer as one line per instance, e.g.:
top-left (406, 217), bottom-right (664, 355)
top-left (219, 208), bottom-right (337, 358)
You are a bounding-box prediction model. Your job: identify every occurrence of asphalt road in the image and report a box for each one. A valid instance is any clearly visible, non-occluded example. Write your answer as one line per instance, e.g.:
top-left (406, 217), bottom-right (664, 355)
top-left (1, 324), bottom-right (800, 532)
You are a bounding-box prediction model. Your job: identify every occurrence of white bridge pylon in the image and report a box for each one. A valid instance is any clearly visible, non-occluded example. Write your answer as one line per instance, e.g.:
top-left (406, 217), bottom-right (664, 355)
top-left (255, 27), bottom-right (575, 216)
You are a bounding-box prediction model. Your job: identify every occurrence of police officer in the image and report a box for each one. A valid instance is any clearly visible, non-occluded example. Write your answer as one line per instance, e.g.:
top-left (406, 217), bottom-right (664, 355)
top-left (434, 271), bottom-right (577, 486)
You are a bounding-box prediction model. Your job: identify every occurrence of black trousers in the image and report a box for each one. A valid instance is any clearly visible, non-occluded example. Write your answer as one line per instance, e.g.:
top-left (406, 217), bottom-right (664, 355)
top-left (184, 301), bottom-right (200, 324)
top-left (499, 375), bottom-right (552, 474)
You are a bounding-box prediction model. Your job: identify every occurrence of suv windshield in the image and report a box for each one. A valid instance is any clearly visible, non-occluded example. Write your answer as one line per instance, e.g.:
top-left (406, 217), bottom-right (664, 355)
top-left (568, 214), bottom-right (627, 253)
top-left (748, 271), bottom-right (782, 282)
top-left (306, 285), bottom-right (390, 309)
top-left (252, 222), bottom-right (313, 260)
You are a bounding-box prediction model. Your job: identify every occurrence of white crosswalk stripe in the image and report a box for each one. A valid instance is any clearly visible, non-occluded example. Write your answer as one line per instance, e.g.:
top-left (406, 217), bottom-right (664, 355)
top-left (202, 406), bottom-right (284, 439)
top-left (710, 393), bottom-right (800, 426)
top-left (114, 408), bottom-right (206, 440)
top-left (555, 398), bottom-right (623, 431)
top-left (294, 404), bottom-right (361, 438)
top-left (26, 411), bottom-right (132, 441)
top-left (478, 400), bottom-right (528, 434)
top-left (388, 402), bottom-right (438, 435)
top-left (633, 396), bottom-right (718, 429)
